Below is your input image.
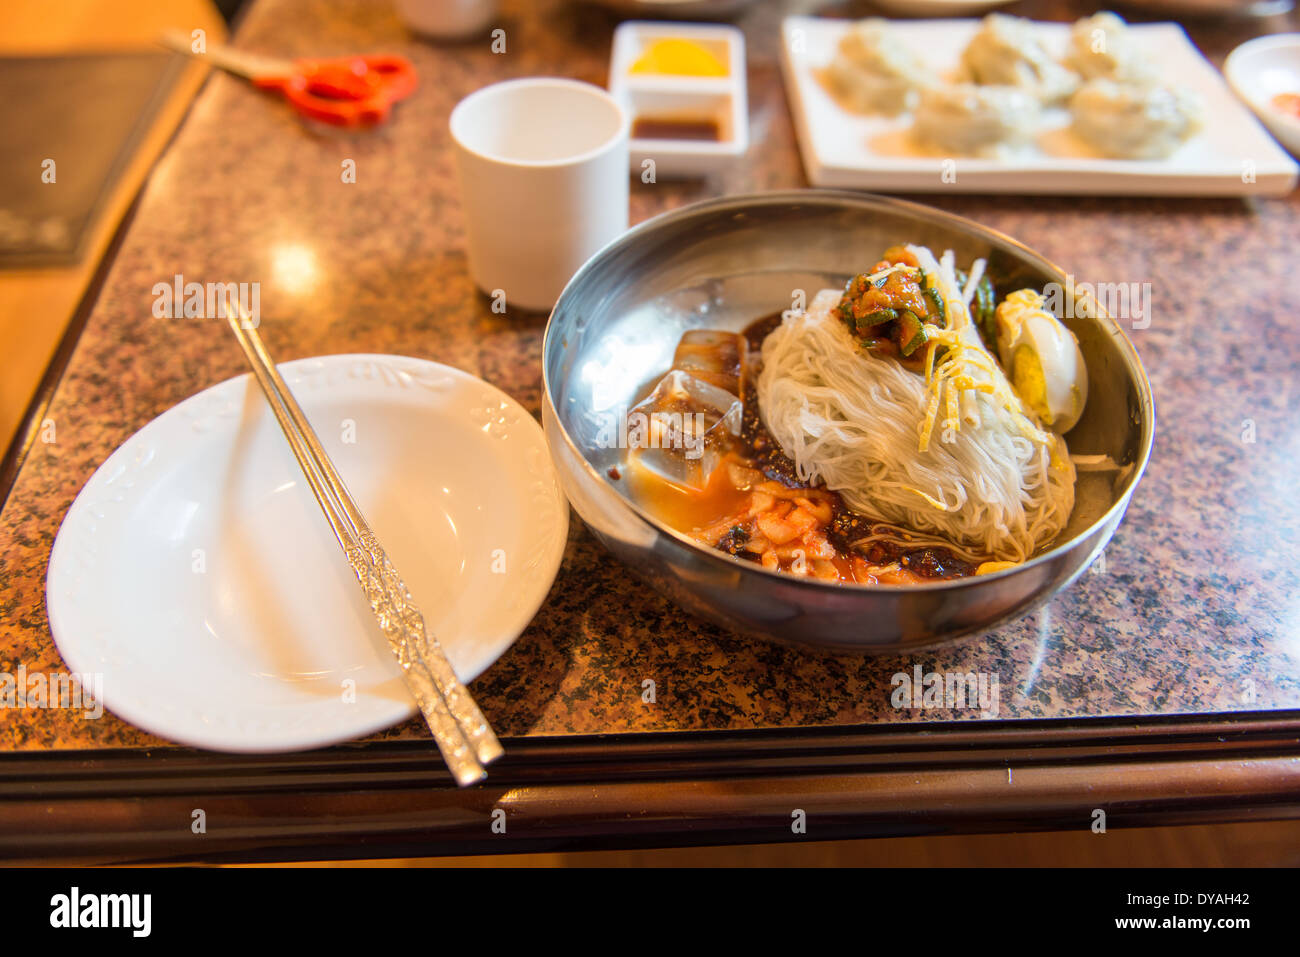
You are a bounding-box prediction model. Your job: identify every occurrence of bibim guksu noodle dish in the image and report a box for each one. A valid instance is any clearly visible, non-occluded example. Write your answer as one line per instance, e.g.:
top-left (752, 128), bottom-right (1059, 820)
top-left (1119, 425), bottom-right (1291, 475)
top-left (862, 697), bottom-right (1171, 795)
top-left (622, 243), bottom-right (1090, 587)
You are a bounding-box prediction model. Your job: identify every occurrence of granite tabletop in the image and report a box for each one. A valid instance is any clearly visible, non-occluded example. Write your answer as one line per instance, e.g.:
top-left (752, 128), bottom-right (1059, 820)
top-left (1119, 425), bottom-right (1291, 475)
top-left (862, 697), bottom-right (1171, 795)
top-left (2, 0), bottom-right (1298, 753)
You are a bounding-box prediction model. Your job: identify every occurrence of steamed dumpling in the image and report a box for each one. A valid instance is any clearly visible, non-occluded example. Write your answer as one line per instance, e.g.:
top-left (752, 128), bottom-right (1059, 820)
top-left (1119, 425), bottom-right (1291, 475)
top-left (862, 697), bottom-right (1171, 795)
top-left (913, 84), bottom-right (1039, 157)
top-left (826, 18), bottom-right (926, 116)
top-left (961, 13), bottom-right (1079, 105)
top-left (1070, 78), bottom-right (1203, 159)
top-left (1068, 11), bottom-right (1153, 84)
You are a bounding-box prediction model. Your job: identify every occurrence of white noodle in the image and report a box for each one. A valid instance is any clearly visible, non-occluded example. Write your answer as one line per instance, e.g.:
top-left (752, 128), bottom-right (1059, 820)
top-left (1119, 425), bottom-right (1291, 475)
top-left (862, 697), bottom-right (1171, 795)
top-left (755, 248), bottom-right (1075, 563)
top-left (962, 257), bottom-right (987, 306)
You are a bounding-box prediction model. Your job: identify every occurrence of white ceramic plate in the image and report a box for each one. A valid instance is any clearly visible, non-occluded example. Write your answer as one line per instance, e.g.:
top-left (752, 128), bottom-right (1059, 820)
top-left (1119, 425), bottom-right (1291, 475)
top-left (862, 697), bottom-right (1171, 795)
top-left (780, 16), bottom-right (1299, 195)
top-left (46, 354), bottom-right (568, 753)
top-left (1225, 33), bottom-right (1300, 157)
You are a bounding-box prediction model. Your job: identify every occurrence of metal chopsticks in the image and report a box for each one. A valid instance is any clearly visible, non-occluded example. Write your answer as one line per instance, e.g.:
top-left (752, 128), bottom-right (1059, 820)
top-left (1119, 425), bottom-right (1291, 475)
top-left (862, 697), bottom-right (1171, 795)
top-left (221, 298), bottom-right (503, 786)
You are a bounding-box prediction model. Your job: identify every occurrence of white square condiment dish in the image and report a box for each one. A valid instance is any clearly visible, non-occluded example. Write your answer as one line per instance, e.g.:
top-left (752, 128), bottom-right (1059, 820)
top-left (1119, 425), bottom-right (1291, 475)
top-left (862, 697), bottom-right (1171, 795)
top-left (609, 20), bottom-right (748, 177)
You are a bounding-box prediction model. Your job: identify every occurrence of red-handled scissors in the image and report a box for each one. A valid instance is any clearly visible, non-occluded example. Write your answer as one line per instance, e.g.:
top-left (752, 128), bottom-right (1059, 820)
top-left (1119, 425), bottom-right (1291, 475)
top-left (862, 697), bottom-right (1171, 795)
top-left (160, 30), bottom-right (417, 128)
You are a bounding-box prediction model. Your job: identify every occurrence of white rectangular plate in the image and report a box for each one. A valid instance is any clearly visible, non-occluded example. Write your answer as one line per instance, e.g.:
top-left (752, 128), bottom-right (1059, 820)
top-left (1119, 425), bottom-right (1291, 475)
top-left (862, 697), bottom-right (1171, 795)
top-left (779, 16), bottom-right (1298, 196)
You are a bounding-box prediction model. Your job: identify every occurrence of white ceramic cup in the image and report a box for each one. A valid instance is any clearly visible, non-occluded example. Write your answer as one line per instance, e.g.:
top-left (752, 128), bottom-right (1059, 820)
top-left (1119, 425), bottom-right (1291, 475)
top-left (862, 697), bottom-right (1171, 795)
top-left (450, 78), bottom-right (630, 312)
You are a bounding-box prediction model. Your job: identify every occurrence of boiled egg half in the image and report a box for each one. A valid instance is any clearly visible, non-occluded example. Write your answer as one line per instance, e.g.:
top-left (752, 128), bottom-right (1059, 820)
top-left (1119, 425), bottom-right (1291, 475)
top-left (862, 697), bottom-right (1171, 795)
top-left (994, 289), bottom-right (1088, 433)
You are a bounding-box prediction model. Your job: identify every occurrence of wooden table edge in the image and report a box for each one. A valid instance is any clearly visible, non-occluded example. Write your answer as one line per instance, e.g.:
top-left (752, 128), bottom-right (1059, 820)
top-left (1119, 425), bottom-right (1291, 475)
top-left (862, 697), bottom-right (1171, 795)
top-left (2, 710), bottom-right (1297, 863)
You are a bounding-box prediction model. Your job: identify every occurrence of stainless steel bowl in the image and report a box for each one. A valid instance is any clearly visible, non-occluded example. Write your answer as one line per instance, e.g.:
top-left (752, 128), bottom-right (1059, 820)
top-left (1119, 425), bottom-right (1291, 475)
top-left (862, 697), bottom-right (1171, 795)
top-left (542, 191), bottom-right (1154, 653)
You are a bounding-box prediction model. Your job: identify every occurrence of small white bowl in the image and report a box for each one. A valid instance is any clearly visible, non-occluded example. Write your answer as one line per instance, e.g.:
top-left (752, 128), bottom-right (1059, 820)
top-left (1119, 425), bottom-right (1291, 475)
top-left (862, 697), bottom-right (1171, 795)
top-left (1225, 33), bottom-right (1300, 157)
top-left (589, 0), bottom-right (759, 16)
top-left (394, 0), bottom-right (499, 39)
top-left (866, 0), bottom-right (1016, 16)
top-left (609, 21), bottom-right (748, 178)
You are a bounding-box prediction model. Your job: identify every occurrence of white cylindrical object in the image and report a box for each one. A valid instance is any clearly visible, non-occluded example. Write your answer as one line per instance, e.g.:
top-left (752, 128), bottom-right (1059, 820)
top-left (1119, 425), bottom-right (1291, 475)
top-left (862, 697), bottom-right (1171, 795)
top-left (450, 78), bottom-right (629, 312)
top-left (394, 0), bottom-right (499, 39)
